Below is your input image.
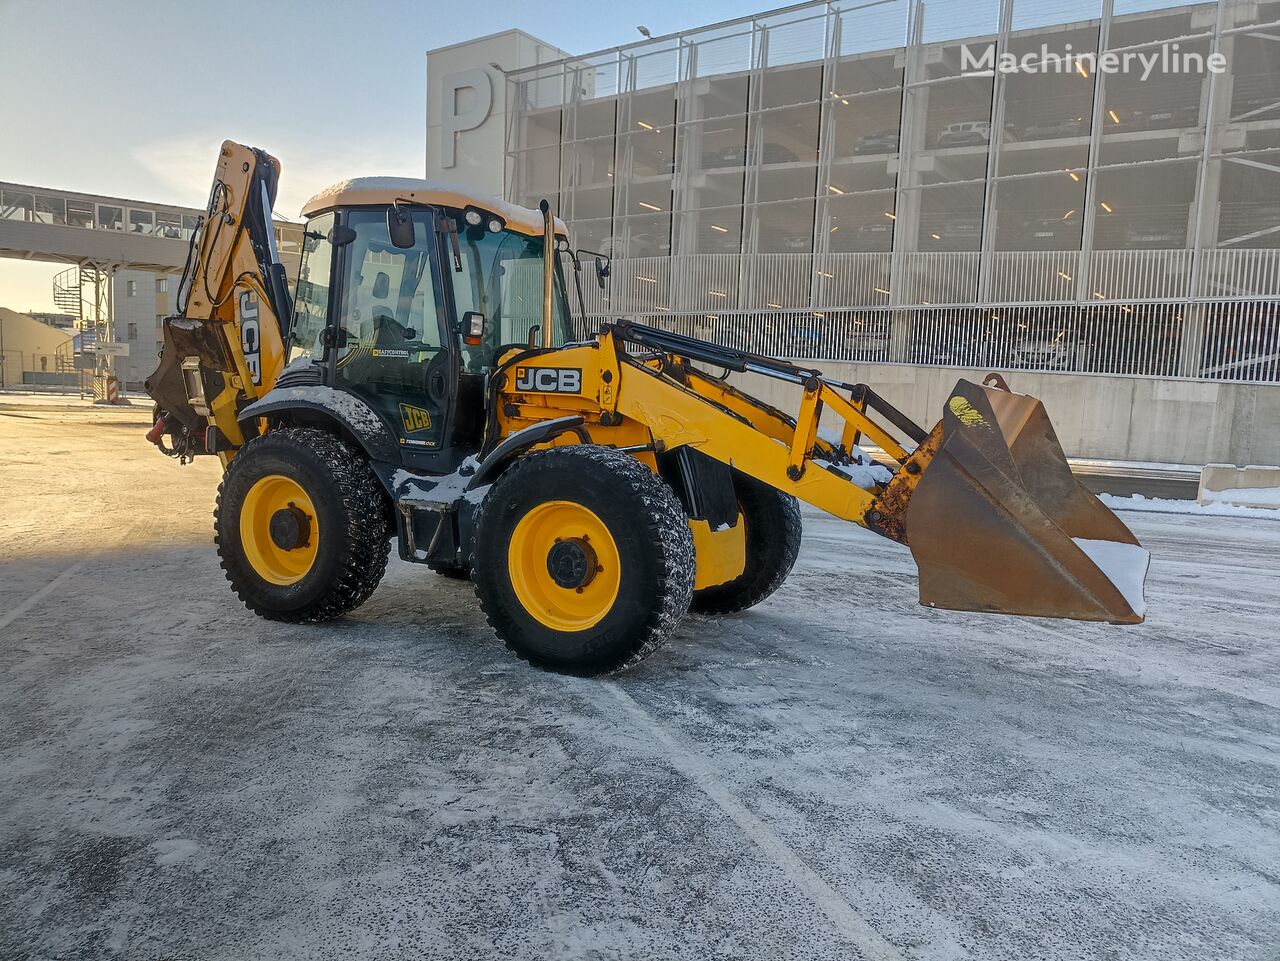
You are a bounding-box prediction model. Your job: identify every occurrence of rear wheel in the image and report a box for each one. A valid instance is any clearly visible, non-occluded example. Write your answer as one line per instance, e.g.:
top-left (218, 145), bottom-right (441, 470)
top-left (471, 446), bottom-right (695, 675)
top-left (691, 471), bottom-right (802, 615)
top-left (215, 427), bottom-right (391, 622)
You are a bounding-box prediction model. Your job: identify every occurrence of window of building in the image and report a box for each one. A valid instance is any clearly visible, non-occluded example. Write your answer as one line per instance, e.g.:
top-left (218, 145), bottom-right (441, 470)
top-left (156, 212), bottom-right (182, 239)
top-left (129, 209), bottom-right (155, 234)
top-left (127, 323), bottom-right (138, 341)
top-left (0, 191), bottom-right (34, 221)
top-left (67, 201), bottom-right (94, 228)
top-left (34, 196), bottom-right (67, 226)
top-left (156, 314), bottom-right (166, 329)
top-left (155, 277), bottom-right (168, 294)
top-left (126, 280), bottom-right (137, 297)
top-left (98, 205), bottom-right (124, 231)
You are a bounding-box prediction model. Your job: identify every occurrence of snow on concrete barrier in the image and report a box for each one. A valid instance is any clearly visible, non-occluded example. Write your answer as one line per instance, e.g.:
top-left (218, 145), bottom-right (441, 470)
top-left (1198, 464), bottom-right (1280, 510)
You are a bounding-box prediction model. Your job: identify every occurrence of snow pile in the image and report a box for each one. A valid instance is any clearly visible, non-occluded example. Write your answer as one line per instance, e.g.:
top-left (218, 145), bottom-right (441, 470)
top-left (1199, 486), bottom-right (1280, 510)
top-left (814, 444), bottom-right (894, 490)
top-left (392, 455), bottom-right (482, 505)
top-left (1099, 492), bottom-right (1280, 520)
top-left (281, 355), bottom-right (317, 374)
top-left (1072, 538), bottom-right (1150, 618)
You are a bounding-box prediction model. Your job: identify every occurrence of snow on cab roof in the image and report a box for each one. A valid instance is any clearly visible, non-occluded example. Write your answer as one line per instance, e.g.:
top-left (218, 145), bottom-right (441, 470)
top-left (299, 177), bottom-right (566, 237)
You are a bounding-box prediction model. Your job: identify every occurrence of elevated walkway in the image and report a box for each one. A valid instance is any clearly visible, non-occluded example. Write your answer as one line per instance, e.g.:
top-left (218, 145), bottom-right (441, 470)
top-left (0, 181), bottom-right (200, 272)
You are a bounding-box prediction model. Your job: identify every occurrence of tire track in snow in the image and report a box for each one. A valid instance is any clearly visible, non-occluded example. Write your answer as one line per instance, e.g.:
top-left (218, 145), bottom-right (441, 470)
top-left (603, 684), bottom-right (907, 961)
top-left (0, 558), bottom-right (90, 633)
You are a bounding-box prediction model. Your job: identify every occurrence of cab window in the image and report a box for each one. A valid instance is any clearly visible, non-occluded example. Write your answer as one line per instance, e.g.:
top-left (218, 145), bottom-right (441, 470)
top-left (338, 209), bottom-right (441, 352)
top-left (288, 212), bottom-right (334, 363)
top-left (448, 217), bottom-right (573, 372)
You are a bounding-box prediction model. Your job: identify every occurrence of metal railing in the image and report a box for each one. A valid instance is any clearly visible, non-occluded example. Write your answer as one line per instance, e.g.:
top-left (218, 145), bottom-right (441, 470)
top-left (572, 254), bottom-right (1280, 383)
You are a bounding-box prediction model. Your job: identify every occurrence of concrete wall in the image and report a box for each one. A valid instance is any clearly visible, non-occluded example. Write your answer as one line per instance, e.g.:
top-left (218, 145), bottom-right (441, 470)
top-left (727, 361), bottom-right (1280, 467)
top-left (425, 30), bottom-right (570, 196)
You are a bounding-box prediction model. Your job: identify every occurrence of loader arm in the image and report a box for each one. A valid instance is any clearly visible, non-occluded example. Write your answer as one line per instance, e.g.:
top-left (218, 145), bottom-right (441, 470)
top-left (494, 318), bottom-right (1149, 626)
top-left (145, 141), bottom-right (292, 463)
top-left (592, 323), bottom-right (906, 528)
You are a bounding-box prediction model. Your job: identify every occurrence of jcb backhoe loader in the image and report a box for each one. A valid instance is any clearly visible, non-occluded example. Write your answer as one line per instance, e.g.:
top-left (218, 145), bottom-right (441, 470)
top-left (145, 142), bottom-right (1150, 675)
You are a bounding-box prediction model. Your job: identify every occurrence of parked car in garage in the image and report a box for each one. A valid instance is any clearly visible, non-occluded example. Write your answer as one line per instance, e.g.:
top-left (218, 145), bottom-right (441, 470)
top-left (1010, 325), bottom-right (1090, 371)
top-left (937, 121), bottom-right (991, 147)
top-left (702, 142), bottom-right (799, 168)
top-left (1132, 103), bottom-right (1200, 130)
top-left (1123, 220), bottom-right (1188, 248)
top-left (851, 218), bottom-right (894, 250)
top-left (851, 130), bottom-right (900, 155)
top-left (1015, 116), bottom-right (1089, 141)
top-left (1016, 212), bottom-right (1081, 249)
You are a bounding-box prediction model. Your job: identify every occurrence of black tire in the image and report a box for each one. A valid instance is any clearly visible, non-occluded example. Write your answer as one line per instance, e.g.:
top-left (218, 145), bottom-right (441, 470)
top-left (215, 427), bottom-right (391, 622)
top-left (427, 558), bottom-right (471, 580)
top-left (690, 471), bottom-right (802, 615)
top-left (471, 446), bottom-right (695, 676)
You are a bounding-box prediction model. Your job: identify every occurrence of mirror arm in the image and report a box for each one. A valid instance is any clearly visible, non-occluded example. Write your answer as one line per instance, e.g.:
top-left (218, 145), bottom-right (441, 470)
top-left (435, 213), bottom-right (463, 272)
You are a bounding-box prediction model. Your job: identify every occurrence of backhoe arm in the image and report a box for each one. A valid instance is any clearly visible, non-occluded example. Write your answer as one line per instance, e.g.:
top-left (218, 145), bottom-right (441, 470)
top-left (145, 141), bottom-right (292, 463)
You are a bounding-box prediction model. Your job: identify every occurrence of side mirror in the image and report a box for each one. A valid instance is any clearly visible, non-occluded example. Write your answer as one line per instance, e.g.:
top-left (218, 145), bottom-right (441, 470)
top-left (387, 204), bottom-right (415, 249)
top-left (461, 310), bottom-right (485, 347)
top-left (594, 255), bottom-right (611, 290)
top-left (372, 272), bottom-right (390, 299)
top-left (328, 224), bottom-right (357, 247)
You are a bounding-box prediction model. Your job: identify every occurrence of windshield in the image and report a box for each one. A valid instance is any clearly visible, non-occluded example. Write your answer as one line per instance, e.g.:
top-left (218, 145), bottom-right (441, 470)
top-left (448, 218), bottom-right (574, 372)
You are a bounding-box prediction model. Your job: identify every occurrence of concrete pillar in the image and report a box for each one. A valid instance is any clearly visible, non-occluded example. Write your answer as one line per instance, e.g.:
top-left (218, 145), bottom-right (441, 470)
top-left (889, 308), bottom-right (912, 363)
top-left (1178, 302), bottom-right (1207, 377)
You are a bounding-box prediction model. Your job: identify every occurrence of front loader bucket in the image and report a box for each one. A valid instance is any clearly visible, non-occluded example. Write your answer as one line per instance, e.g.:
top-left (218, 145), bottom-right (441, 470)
top-left (902, 379), bottom-right (1149, 624)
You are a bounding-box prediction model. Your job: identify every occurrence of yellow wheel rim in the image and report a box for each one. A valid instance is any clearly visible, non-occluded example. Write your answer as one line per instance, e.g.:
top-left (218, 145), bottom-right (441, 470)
top-left (508, 500), bottom-right (621, 632)
top-left (239, 474), bottom-right (320, 586)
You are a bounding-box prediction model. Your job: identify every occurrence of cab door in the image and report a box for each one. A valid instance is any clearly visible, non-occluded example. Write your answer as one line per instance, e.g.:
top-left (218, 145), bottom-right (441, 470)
top-left (329, 207), bottom-right (462, 467)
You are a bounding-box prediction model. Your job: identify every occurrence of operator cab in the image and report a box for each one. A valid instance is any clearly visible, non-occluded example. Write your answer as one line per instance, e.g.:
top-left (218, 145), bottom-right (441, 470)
top-left (286, 178), bottom-right (575, 471)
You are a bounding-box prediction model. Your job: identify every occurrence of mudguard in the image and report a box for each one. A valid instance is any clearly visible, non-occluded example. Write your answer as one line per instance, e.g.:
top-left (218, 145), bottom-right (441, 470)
top-left (238, 385), bottom-right (401, 464)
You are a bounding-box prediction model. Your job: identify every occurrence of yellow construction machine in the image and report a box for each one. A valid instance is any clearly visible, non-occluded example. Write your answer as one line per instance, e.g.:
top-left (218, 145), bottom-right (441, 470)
top-left (145, 142), bottom-right (1149, 675)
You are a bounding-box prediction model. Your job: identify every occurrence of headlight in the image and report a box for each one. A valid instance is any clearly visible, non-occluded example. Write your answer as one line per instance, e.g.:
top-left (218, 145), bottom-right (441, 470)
top-left (464, 209), bottom-right (483, 226)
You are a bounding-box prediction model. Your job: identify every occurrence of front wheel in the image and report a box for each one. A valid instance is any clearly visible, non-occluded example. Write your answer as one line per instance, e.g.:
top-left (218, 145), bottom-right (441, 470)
top-left (215, 427), bottom-right (391, 622)
top-left (471, 446), bottom-right (695, 675)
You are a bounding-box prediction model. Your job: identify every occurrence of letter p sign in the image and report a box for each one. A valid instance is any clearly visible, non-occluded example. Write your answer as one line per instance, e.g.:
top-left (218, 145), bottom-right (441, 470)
top-left (441, 68), bottom-right (493, 169)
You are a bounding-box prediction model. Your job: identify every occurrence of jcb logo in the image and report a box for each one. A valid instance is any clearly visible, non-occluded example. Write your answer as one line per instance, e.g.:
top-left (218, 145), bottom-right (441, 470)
top-left (238, 292), bottom-right (261, 385)
top-left (514, 367), bottom-right (582, 394)
top-left (399, 403), bottom-right (433, 434)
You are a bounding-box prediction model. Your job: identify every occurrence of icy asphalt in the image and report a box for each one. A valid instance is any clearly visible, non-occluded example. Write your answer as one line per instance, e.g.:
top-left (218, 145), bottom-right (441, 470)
top-left (2, 395), bottom-right (1278, 961)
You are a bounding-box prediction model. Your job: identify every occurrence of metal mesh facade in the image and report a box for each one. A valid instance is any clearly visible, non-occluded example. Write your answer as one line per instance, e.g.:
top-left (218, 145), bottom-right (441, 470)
top-left (506, 0), bottom-right (1280, 382)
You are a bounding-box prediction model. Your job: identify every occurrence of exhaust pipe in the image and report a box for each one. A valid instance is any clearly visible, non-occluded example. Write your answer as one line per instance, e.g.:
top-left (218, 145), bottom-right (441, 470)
top-left (540, 199), bottom-right (554, 349)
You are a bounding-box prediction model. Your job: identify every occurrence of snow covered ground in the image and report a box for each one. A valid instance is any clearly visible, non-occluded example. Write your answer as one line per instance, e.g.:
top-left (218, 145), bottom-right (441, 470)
top-left (2, 395), bottom-right (1279, 961)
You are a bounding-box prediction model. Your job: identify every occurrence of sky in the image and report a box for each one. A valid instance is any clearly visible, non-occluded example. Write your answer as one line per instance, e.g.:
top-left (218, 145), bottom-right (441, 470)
top-left (0, 0), bottom-right (767, 312)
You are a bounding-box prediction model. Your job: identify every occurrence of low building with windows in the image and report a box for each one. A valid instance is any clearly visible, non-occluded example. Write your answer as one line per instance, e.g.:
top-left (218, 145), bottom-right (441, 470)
top-left (0, 306), bottom-right (73, 388)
